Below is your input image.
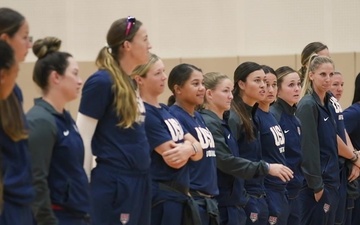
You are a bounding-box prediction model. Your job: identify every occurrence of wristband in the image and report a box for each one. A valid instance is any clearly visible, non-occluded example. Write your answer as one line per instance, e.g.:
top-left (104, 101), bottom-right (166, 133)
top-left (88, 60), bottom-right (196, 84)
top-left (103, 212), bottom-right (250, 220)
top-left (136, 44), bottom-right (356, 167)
top-left (191, 143), bottom-right (198, 156)
top-left (350, 151), bottom-right (358, 163)
top-left (265, 162), bottom-right (270, 172)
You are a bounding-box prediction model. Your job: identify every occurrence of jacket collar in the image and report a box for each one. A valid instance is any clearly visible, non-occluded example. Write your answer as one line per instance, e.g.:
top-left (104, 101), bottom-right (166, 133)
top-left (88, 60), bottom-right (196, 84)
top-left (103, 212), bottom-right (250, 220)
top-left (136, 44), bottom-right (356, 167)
top-left (276, 98), bottom-right (297, 115)
top-left (34, 98), bottom-right (64, 116)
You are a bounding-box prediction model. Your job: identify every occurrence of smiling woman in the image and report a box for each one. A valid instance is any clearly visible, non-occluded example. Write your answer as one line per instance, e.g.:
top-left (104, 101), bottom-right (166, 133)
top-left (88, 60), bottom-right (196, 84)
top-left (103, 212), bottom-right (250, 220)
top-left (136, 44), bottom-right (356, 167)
top-left (133, 54), bottom-right (203, 225)
top-left (167, 63), bottom-right (220, 225)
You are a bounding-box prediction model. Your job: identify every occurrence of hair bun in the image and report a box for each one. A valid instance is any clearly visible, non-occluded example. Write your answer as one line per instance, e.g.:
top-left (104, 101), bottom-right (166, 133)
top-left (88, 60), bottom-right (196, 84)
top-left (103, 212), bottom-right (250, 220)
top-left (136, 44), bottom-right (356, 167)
top-left (32, 37), bottom-right (61, 59)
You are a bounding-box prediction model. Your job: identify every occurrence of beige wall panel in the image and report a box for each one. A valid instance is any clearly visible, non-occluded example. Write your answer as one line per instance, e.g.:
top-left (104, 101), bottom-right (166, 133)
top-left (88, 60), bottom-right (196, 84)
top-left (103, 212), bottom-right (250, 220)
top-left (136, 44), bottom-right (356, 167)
top-left (238, 55), bottom-right (297, 71)
top-left (356, 53), bottom-right (360, 77)
top-left (159, 58), bottom-right (182, 104)
top-left (331, 53), bottom-right (356, 108)
top-left (66, 62), bottom-right (98, 118)
top-left (17, 63), bottom-right (38, 113)
top-left (14, 54), bottom-right (360, 119)
top-left (296, 53), bottom-right (356, 108)
top-left (295, 54), bottom-right (302, 72)
top-left (17, 62), bottom-right (97, 118)
top-left (180, 57), bottom-right (239, 80)
top-left (4, 1), bottom-right (360, 60)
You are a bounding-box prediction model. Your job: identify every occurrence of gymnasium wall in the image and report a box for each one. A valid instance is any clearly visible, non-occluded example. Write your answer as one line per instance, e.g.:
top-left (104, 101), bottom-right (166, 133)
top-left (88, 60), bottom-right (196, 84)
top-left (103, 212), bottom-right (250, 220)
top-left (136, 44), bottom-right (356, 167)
top-left (17, 52), bottom-right (360, 117)
top-left (2, 0), bottom-right (360, 116)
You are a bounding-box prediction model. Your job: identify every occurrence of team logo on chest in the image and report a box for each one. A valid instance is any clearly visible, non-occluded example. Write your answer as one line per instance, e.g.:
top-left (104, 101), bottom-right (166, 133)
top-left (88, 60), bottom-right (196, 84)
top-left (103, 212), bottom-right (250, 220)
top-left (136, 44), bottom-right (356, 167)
top-left (329, 96), bottom-right (344, 120)
top-left (195, 127), bottom-right (216, 157)
top-left (269, 125), bottom-right (285, 153)
top-left (63, 130), bottom-right (69, 136)
top-left (164, 118), bottom-right (184, 142)
top-left (120, 213), bottom-right (130, 224)
top-left (323, 203), bottom-right (330, 213)
top-left (136, 91), bottom-right (146, 123)
top-left (268, 216), bottom-right (278, 225)
top-left (250, 212), bottom-right (258, 222)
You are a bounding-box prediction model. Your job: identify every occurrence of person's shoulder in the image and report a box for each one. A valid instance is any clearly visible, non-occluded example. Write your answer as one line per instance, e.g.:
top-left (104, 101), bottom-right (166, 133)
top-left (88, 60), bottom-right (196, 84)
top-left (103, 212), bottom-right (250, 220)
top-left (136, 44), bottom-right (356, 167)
top-left (27, 104), bottom-right (51, 119)
top-left (199, 109), bottom-right (218, 123)
top-left (84, 70), bottom-right (112, 87)
top-left (344, 103), bottom-right (360, 115)
top-left (297, 94), bottom-right (315, 107)
top-left (12, 84), bottom-right (23, 103)
top-left (26, 105), bottom-right (56, 132)
top-left (26, 104), bottom-right (50, 117)
top-left (270, 104), bottom-right (282, 122)
top-left (144, 102), bottom-right (158, 114)
top-left (229, 108), bottom-right (242, 123)
top-left (159, 103), bottom-right (169, 110)
top-left (168, 105), bottom-right (181, 115)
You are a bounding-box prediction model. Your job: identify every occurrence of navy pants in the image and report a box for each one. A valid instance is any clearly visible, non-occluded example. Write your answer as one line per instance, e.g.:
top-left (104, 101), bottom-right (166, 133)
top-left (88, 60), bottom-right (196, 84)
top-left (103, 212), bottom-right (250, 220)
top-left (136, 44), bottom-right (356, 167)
top-left (299, 186), bottom-right (339, 225)
top-left (265, 189), bottom-right (289, 225)
top-left (193, 195), bottom-right (219, 225)
top-left (243, 195), bottom-right (269, 225)
top-left (54, 210), bottom-right (90, 225)
top-left (219, 205), bottom-right (246, 225)
top-left (351, 197), bottom-right (360, 225)
top-left (286, 192), bottom-right (302, 225)
top-left (0, 202), bottom-right (33, 225)
top-left (335, 166), bottom-right (347, 225)
top-left (90, 165), bottom-right (151, 225)
top-left (151, 182), bottom-right (194, 225)
top-left (151, 200), bottom-right (184, 225)
top-left (343, 198), bottom-right (354, 225)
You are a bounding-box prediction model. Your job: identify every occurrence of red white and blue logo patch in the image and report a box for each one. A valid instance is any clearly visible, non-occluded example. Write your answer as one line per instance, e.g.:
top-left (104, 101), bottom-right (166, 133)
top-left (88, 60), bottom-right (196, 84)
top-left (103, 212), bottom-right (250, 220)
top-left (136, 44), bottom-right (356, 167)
top-left (268, 216), bottom-right (278, 225)
top-left (323, 203), bottom-right (330, 213)
top-left (250, 212), bottom-right (258, 223)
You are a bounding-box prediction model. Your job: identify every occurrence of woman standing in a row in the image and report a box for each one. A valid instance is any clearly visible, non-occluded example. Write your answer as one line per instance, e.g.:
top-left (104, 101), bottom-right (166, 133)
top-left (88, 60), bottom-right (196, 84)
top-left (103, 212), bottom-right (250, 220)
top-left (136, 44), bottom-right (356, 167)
top-left (200, 72), bottom-right (293, 225)
top-left (270, 66), bottom-right (303, 225)
top-left (296, 55), bottom-right (339, 225)
top-left (300, 43), bottom-right (360, 225)
top-left (229, 62), bottom-right (293, 225)
top-left (27, 37), bottom-right (90, 225)
top-left (256, 66), bottom-right (289, 225)
top-left (0, 7), bottom-right (34, 225)
top-left (77, 16), bottom-right (153, 225)
top-left (343, 72), bottom-right (360, 225)
top-left (168, 64), bottom-right (219, 225)
top-left (132, 54), bottom-right (202, 225)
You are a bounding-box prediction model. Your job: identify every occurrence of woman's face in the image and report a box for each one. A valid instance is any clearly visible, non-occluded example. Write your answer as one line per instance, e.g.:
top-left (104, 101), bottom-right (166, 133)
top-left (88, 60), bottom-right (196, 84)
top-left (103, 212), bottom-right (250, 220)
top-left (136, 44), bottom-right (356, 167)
top-left (238, 69), bottom-right (266, 105)
top-left (58, 57), bottom-right (82, 102)
top-left (206, 78), bottom-right (233, 112)
top-left (138, 59), bottom-right (167, 97)
top-left (0, 62), bottom-right (19, 99)
top-left (261, 73), bottom-right (277, 105)
top-left (177, 70), bottom-right (205, 106)
top-left (5, 20), bottom-right (32, 62)
top-left (127, 25), bottom-right (152, 65)
top-left (309, 63), bottom-right (334, 96)
top-left (278, 72), bottom-right (302, 105)
top-left (330, 74), bottom-right (344, 101)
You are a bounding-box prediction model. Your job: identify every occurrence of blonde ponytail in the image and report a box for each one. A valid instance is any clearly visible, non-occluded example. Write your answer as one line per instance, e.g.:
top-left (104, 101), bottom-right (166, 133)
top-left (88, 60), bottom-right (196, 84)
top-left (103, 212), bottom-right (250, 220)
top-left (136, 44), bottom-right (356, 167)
top-left (96, 47), bottom-right (138, 128)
